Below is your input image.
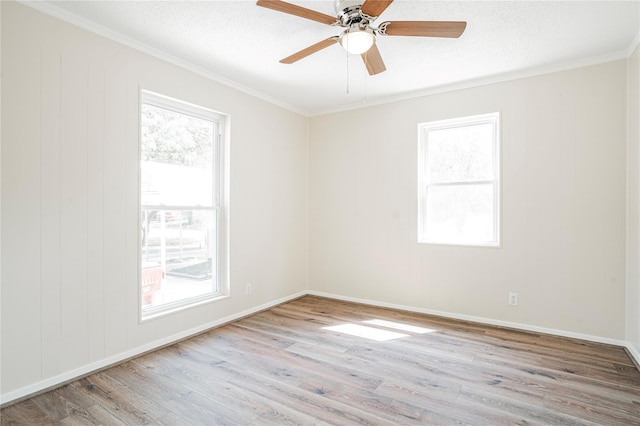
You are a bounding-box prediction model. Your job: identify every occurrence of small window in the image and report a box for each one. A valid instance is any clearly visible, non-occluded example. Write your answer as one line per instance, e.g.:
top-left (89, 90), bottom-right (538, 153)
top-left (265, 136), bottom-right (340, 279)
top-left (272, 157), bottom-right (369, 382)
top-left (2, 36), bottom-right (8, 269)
top-left (140, 90), bottom-right (226, 319)
top-left (418, 113), bottom-right (500, 247)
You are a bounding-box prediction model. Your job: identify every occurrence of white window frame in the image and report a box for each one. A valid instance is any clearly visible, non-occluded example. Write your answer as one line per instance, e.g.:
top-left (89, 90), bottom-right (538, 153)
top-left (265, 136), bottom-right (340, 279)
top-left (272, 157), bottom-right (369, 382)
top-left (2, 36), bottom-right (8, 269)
top-left (418, 112), bottom-right (501, 247)
top-left (139, 90), bottom-right (228, 321)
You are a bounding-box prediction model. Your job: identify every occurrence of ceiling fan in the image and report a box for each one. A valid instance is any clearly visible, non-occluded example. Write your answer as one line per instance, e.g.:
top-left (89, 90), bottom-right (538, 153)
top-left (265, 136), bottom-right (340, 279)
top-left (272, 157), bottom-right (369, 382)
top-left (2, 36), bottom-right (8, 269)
top-left (256, 0), bottom-right (467, 75)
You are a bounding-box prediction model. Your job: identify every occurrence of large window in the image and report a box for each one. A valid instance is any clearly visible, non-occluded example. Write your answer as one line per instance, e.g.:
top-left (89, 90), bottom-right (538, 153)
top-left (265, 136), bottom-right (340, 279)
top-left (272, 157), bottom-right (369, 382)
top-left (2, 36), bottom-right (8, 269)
top-left (418, 113), bottom-right (500, 247)
top-left (140, 90), bottom-right (226, 319)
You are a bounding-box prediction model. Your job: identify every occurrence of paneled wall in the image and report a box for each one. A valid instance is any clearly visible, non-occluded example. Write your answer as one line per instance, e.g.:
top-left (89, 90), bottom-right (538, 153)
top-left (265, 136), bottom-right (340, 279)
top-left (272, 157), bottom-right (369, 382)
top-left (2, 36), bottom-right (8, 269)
top-left (309, 61), bottom-right (628, 341)
top-left (1, 2), bottom-right (308, 399)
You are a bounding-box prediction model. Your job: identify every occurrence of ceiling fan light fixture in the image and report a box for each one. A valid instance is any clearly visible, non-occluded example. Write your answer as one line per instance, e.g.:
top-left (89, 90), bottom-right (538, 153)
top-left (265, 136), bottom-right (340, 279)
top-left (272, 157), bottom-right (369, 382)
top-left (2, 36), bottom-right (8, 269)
top-left (339, 28), bottom-right (374, 55)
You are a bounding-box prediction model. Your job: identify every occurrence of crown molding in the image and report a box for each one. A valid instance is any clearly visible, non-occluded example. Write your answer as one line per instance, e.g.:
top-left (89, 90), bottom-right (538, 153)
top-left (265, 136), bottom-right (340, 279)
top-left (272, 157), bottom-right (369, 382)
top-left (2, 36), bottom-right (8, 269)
top-left (17, 0), bottom-right (309, 116)
top-left (310, 48), bottom-right (632, 116)
top-left (16, 0), bottom-right (640, 118)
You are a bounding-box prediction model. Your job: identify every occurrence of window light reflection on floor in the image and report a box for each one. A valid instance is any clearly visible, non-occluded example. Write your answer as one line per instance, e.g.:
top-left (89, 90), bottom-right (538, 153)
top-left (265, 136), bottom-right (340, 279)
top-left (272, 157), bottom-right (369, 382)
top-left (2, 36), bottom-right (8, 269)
top-left (323, 324), bottom-right (409, 342)
top-left (363, 319), bottom-right (437, 334)
top-left (323, 319), bottom-right (438, 342)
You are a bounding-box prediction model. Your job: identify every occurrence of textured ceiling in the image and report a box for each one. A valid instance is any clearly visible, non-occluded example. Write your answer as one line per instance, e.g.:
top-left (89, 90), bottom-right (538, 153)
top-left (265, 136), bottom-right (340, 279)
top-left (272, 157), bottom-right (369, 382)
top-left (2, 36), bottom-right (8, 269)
top-left (26, 1), bottom-right (640, 115)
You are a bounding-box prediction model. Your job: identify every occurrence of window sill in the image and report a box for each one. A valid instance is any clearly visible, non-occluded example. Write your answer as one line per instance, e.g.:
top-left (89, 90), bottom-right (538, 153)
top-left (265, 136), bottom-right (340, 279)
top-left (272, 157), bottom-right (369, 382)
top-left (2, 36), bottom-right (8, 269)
top-left (140, 293), bottom-right (229, 323)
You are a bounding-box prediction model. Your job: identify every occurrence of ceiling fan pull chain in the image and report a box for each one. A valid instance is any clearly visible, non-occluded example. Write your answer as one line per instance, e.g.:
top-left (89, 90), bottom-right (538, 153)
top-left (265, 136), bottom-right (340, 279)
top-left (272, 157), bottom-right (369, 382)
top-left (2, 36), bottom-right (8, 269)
top-left (346, 46), bottom-right (350, 94)
top-left (363, 69), bottom-right (367, 105)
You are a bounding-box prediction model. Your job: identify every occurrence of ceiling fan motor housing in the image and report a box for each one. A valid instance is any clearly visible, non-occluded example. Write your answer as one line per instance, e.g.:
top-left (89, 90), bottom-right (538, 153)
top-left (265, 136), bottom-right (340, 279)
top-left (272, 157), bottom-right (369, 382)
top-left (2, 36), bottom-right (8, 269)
top-left (335, 0), bottom-right (371, 27)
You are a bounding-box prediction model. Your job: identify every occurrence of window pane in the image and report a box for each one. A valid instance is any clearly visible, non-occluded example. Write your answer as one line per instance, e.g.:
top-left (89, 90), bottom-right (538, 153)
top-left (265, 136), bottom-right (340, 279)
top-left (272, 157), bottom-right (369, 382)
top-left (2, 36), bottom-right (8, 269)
top-left (141, 104), bottom-right (214, 207)
top-left (427, 123), bottom-right (494, 183)
top-left (141, 209), bottom-right (217, 309)
top-left (425, 184), bottom-right (495, 244)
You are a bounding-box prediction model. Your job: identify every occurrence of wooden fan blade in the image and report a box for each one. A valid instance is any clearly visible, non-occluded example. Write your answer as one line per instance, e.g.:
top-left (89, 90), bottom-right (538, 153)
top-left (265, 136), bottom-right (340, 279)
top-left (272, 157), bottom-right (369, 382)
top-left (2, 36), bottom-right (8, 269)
top-left (361, 43), bottom-right (386, 75)
top-left (257, 0), bottom-right (337, 25)
top-left (361, 0), bottom-right (394, 18)
top-left (381, 21), bottom-right (467, 38)
top-left (280, 37), bottom-right (338, 64)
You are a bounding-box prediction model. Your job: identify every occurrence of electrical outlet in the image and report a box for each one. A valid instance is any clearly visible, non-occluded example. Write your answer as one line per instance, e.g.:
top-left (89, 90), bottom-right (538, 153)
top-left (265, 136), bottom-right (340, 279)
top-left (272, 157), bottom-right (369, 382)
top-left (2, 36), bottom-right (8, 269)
top-left (508, 292), bottom-right (519, 306)
top-left (245, 283), bottom-right (252, 296)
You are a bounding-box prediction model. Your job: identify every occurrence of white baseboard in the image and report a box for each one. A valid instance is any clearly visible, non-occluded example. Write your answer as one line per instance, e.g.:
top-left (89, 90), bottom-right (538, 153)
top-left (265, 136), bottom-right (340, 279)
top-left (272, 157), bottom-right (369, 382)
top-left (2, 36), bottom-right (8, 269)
top-left (626, 342), bottom-right (640, 369)
top-left (2, 289), bottom-right (639, 406)
top-left (0, 291), bottom-right (307, 406)
top-left (307, 290), bottom-right (639, 363)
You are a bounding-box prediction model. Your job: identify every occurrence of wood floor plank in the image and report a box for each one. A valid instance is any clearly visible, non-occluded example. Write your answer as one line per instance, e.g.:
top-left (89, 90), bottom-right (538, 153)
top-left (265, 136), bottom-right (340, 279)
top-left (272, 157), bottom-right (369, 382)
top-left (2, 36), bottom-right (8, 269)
top-left (152, 411), bottom-right (194, 426)
top-left (140, 343), bottom-right (323, 424)
top-left (0, 400), bottom-right (52, 425)
top-left (117, 358), bottom-right (255, 425)
top-left (74, 372), bottom-right (171, 424)
top-left (543, 391), bottom-right (640, 425)
top-left (30, 383), bottom-right (96, 423)
top-left (211, 359), bottom-right (391, 425)
top-left (457, 386), bottom-right (600, 426)
top-left (58, 403), bottom-right (128, 426)
top-left (2, 295), bottom-right (639, 425)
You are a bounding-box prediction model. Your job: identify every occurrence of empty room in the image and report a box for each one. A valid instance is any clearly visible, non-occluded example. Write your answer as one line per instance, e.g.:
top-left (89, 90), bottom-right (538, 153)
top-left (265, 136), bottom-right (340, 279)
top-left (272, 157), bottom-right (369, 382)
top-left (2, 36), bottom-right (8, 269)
top-left (1, 0), bottom-right (639, 424)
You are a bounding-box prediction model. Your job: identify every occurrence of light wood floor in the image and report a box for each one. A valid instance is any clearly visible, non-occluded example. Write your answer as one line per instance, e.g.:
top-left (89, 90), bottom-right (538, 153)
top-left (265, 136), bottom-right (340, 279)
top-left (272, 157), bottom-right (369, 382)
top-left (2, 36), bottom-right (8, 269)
top-left (2, 295), bottom-right (639, 425)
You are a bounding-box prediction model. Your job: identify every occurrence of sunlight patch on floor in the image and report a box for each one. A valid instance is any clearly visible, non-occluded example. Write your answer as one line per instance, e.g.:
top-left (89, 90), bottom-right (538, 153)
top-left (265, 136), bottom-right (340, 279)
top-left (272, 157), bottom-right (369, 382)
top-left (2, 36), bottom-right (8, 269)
top-left (323, 324), bottom-right (409, 342)
top-left (323, 318), bottom-right (438, 342)
top-left (363, 319), bottom-right (437, 334)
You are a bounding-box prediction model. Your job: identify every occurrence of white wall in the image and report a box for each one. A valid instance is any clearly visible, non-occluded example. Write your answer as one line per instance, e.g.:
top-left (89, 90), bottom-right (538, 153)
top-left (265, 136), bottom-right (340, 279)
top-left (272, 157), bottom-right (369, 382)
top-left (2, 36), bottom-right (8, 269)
top-left (1, 0), bottom-right (637, 406)
top-left (627, 44), bottom-right (640, 356)
top-left (309, 60), bottom-right (628, 341)
top-left (1, 2), bottom-right (308, 400)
